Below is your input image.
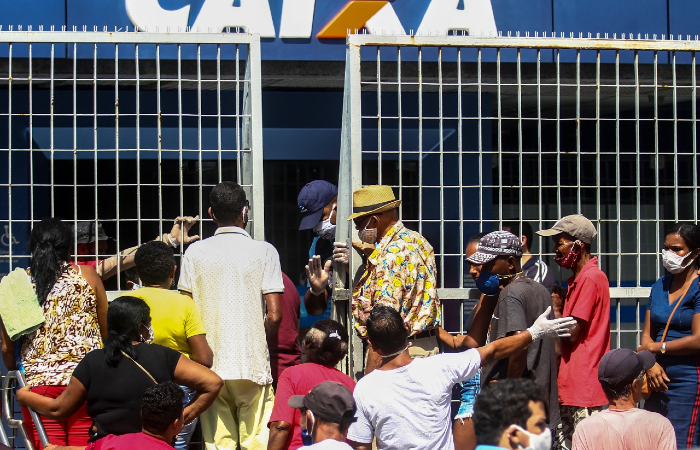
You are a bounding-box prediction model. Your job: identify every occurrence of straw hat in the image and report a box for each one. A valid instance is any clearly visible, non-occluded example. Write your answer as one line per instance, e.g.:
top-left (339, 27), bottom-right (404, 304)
top-left (347, 185), bottom-right (402, 221)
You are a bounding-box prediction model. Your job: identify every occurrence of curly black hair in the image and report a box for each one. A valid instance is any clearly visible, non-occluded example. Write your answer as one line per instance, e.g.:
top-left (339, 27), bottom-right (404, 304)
top-left (141, 382), bottom-right (184, 435)
top-left (134, 241), bottom-right (175, 285)
top-left (473, 379), bottom-right (546, 446)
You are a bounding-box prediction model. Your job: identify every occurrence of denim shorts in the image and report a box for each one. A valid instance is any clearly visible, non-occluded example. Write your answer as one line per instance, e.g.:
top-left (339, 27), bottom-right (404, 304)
top-left (455, 370), bottom-right (481, 420)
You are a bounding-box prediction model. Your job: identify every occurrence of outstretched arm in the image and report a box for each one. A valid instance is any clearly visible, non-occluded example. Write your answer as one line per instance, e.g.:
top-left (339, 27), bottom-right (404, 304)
top-left (97, 216), bottom-right (201, 280)
top-left (478, 308), bottom-right (575, 367)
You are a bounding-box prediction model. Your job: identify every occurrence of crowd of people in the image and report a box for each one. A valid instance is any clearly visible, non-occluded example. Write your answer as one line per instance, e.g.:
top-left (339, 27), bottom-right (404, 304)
top-left (0, 179), bottom-right (698, 450)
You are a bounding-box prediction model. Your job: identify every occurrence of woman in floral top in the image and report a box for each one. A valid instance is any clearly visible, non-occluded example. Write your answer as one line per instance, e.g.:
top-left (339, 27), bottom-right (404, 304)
top-left (0, 218), bottom-right (108, 449)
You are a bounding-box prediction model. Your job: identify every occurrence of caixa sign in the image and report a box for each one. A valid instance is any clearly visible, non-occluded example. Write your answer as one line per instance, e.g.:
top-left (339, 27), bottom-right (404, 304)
top-left (126, 0), bottom-right (498, 38)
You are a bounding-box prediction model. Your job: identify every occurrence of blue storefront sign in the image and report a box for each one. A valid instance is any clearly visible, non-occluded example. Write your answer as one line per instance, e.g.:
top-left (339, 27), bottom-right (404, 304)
top-left (0, 0), bottom-right (694, 61)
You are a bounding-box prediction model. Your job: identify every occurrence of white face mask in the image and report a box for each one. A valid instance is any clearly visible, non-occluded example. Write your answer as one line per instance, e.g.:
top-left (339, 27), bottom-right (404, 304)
top-left (662, 249), bottom-right (697, 274)
top-left (312, 204), bottom-right (336, 240)
top-left (358, 217), bottom-right (378, 244)
top-left (141, 324), bottom-right (155, 345)
top-left (512, 425), bottom-right (551, 450)
top-left (242, 205), bottom-right (249, 229)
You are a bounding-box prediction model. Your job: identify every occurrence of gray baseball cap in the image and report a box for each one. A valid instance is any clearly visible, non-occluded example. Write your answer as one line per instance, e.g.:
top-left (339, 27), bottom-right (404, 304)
top-left (536, 214), bottom-right (597, 244)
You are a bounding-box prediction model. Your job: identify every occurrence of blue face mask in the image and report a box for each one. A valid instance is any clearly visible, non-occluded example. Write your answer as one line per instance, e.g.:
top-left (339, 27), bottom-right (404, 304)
top-left (301, 428), bottom-right (313, 446)
top-left (476, 270), bottom-right (501, 295)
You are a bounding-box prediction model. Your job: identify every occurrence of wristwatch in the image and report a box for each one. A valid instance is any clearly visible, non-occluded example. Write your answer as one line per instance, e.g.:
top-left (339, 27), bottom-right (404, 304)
top-left (660, 342), bottom-right (667, 354)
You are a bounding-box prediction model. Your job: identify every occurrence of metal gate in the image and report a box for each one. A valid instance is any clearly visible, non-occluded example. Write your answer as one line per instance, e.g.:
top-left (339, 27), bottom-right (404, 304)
top-left (0, 30), bottom-right (265, 291)
top-left (0, 30), bottom-right (264, 448)
top-left (335, 34), bottom-right (700, 376)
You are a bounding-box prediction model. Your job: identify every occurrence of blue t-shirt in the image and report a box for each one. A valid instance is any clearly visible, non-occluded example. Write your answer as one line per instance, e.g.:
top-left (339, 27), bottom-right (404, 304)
top-left (648, 274), bottom-right (700, 343)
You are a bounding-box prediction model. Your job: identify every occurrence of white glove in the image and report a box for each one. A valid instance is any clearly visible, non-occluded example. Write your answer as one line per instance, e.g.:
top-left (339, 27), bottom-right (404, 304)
top-left (333, 242), bottom-right (350, 265)
top-left (526, 306), bottom-right (576, 341)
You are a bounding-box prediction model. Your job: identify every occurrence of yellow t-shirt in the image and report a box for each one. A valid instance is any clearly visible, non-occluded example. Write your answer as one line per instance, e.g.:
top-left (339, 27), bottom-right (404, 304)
top-left (131, 287), bottom-right (207, 360)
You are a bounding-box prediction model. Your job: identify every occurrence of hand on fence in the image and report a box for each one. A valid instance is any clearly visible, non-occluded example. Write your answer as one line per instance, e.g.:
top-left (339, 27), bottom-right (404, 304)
top-left (333, 242), bottom-right (350, 265)
top-left (306, 255), bottom-right (331, 295)
top-left (168, 215), bottom-right (201, 246)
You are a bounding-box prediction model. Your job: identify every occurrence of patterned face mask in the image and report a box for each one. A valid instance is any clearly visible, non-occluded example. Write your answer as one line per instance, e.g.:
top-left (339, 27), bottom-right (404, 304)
top-left (554, 240), bottom-right (582, 269)
top-left (358, 217), bottom-right (378, 244)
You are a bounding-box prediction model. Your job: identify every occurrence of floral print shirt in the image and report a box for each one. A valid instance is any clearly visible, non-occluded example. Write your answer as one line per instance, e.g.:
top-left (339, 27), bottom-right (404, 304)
top-left (352, 221), bottom-right (441, 338)
top-left (22, 265), bottom-right (103, 387)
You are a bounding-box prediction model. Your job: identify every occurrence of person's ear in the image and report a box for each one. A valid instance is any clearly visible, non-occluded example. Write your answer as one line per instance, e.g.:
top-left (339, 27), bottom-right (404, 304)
top-left (521, 235), bottom-right (528, 250)
top-left (170, 265), bottom-right (177, 280)
top-left (306, 409), bottom-right (315, 432)
top-left (173, 412), bottom-right (185, 434)
top-left (299, 409), bottom-right (308, 429)
top-left (367, 338), bottom-right (377, 353)
top-left (508, 255), bottom-right (517, 271)
top-left (208, 207), bottom-right (216, 223)
top-left (631, 377), bottom-right (643, 403)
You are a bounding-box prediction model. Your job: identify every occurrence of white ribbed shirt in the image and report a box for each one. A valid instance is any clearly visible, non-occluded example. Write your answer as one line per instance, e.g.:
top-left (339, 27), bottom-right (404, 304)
top-left (178, 226), bottom-right (284, 384)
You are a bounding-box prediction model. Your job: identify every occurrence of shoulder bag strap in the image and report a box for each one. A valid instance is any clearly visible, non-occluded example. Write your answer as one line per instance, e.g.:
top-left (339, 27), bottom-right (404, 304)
top-left (120, 350), bottom-right (157, 384)
top-left (661, 282), bottom-right (693, 343)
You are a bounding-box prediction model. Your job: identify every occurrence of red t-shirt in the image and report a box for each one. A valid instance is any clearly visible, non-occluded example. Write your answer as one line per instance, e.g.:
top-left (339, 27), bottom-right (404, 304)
top-left (559, 257), bottom-right (610, 407)
top-left (88, 432), bottom-right (173, 450)
top-left (75, 259), bottom-right (101, 269)
top-left (268, 363), bottom-right (356, 450)
top-left (267, 273), bottom-right (302, 385)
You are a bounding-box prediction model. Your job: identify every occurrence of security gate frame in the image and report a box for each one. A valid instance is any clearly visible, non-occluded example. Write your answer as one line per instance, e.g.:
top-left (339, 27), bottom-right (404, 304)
top-left (0, 30), bottom-right (265, 291)
top-left (334, 34), bottom-right (700, 377)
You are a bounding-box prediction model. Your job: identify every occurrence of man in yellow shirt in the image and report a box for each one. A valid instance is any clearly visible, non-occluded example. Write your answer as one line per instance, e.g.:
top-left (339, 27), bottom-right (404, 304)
top-left (131, 240), bottom-right (213, 450)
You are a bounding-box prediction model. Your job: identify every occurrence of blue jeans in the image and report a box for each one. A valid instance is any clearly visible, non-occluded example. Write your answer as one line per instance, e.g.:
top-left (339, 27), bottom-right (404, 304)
top-left (455, 370), bottom-right (480, 420)
top-left (173, 385), bottom-right (198, 450)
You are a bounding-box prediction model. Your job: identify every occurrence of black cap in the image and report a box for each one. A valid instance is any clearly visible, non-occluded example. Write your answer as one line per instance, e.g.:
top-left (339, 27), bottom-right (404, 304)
top-left (297, 181), bottom-right (337, 230)
top-left (288, 382), bottom-right (356, 424)
top-left (598, 348), bottom-right (656, 386)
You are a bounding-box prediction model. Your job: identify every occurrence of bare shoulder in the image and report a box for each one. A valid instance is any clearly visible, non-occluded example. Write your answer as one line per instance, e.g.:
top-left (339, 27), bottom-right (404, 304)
top-left (73, 264), bottom-right (100, 286)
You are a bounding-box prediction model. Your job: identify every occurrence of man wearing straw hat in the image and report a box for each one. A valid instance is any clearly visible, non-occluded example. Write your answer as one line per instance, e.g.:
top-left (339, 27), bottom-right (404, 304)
top-left (348, 185), bottom-right (442, 374)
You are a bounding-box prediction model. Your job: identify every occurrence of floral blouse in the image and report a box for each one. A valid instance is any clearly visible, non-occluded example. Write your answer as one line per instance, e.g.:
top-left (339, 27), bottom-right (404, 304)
top-left (352, 221), bottom-right (441, 338)
top-left (22, 265), bottom-right (103, 386)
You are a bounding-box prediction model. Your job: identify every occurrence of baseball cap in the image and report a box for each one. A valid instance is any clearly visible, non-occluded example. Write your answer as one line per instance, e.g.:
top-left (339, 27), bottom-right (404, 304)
top-left (75, 222), bottom-right (111, 244)
top-left (598, 348), bottom-right (656, 386)
top-left (536, 214), bottom-right (597, 244)
top-left (288, 382), bottom-right (357, 424)
top-left (465, 230), bottom-right (523, 265)
top-left (297, 181), bottom-right (338, 231)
